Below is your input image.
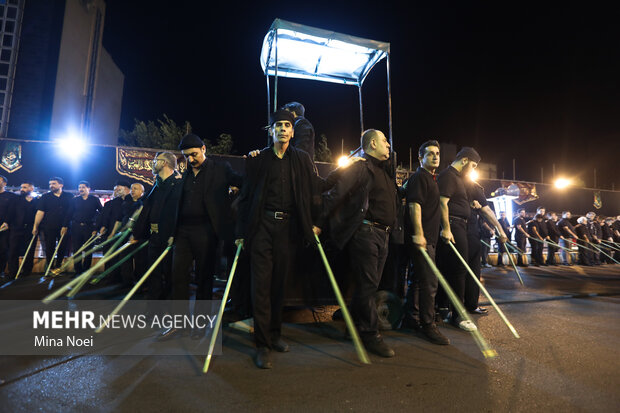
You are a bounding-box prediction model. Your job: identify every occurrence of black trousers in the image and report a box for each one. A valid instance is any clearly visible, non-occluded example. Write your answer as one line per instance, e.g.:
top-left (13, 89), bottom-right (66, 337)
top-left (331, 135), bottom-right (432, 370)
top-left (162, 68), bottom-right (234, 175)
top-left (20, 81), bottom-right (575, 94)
top-left (171, 224), bottom-right (217, 317)
top-left (145, 233), bottom-right (174, 302)
top-left (546, 239), bottom-right (559, 264)
top-left (531, 239), bottom-right (544, 265)
top-left (465, 230), bottom-right (481, 312)
top-left (119, 242), bottom-right (147, 286)
top-left (72, 223), bottom-right (94, 274)
top-left (404, 243), bottom-right (437, 326)
top-left (378, 242), bottom-right (407, 298)
top-left (347, 224), bottom-right (390, 338)
top-left (436, 218), bottom-right (468, 311)
top-left (516, 236), bottom-right (527, 266)
top-left (250, 215), bottom-right (297, 349)
top-left (0, 230), bottom-right (9, 274)
top-left (8, 226), bottom-right (35, 277)
top-left (41, 226), bottom-right (70, 270)
top-left (577, 240), bottom-right (594, 265)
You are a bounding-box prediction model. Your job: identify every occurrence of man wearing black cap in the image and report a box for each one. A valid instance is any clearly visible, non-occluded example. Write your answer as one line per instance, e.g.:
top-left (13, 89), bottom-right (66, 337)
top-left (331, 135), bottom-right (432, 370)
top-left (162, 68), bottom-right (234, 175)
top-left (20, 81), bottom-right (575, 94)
top-left (435, 147), bottom-right (480, 332)
top-left (71, 181), bottom-right (102, 274)
top-left (33, 177), bottom-right (75, 272)
top-left (282, 102), bottom-right (315, 161)
top-left (236, 110), bottom-right (319, 368)
top-left (317, 129), bottom-right (400, 358)
top-left (157, 133), bottom-right (243, 340)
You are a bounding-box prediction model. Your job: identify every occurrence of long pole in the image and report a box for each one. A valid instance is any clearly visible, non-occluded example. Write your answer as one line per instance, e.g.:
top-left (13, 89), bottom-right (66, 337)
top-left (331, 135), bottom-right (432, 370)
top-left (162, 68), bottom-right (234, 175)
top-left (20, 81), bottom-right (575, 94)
top-left (15, 234), bottom-right (37, 280)
top-left (315, 234), bottom-right (370, 365)
top-left (44, 232), bottom-right (65, 277)
top-left (53, 231), bottom-right (122, 275)
top-left (502, 242), bottom-right (524, 285)
top-left (203, 243), bottom-right (243, 374)
top-left (448, 242), bottom-right (520, 338)
top-left (587, 241), bottom-right (620, 264)
top-left (90, 240), bottom-right (149, 285)
top-left (95, 246), bottom-right (172, 333)
top-left (419, 247), bottom-right (497, 358)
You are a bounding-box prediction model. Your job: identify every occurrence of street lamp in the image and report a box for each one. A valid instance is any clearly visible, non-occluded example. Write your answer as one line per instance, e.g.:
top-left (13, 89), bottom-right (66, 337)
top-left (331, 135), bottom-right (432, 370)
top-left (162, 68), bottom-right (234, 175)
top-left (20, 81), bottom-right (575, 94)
top-left (554, 178), bottom-right (571, 189)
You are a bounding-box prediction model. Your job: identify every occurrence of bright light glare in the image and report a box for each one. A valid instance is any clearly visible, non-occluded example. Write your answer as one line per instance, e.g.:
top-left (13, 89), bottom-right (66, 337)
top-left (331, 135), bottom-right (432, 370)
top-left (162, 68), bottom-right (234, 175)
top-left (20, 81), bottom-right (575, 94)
top-left (337, 155), bottom-right (351, 168)
top-left (469, 170), bottom-right (479, 181)
top-left (57, 135), bottom-right (87, 159)
top-left (554, 178), bottom-right (571, 189)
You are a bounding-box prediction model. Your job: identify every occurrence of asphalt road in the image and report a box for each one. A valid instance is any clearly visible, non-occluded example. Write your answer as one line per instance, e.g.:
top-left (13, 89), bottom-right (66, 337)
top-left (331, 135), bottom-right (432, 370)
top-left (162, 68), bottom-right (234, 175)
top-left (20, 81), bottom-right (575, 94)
top-left (1, 264), bottom-right (619, 412)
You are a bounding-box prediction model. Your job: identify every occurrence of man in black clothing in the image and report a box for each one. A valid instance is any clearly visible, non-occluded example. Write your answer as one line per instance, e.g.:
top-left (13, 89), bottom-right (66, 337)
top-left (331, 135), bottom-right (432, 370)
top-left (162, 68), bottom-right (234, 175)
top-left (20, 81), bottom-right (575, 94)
top-left (283, 102), bottom-right (316, 161)
top-left (557, 211), bottom-right (578, 265)
top-left (545, 212), bottom-right (561, 265)
top-left (435, 147), bottom-right (480, 332)
top-left (527, 214), bottom-right (546, 265)
top-left (160, 133), bottom-right (243, 340)
top-left (133, 152), bottom-right (183, 312)
top-left (0, 175), bottom-right (17, 276)
top-left (586, 212), bottom-right (602, 264)
top-left (117, 183), bottom-right (145, 285)
top-left (575, 217), bottom-right (594, 265)
top-left (236, 110), bottom-right (319, 368)
top-left (496, 211), bottom-right (512, 265)
top-left (513, 209), bottom-right (530, 266)
top-left (33, 177), bottom-right (74, 272)
top-left (401, 140), bottom-right (449, 345)
top-left (3, 183), bottom-right (38, 278)
top-left (98, 181), bottom-right (131, 240)
top-left (71, 181), bottom-right (102, 274)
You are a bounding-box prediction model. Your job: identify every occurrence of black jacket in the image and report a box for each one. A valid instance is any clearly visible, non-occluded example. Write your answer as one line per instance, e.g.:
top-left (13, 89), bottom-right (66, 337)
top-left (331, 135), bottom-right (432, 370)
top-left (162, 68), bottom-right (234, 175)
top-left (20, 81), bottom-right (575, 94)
top-left (179, 157), bottom-right (242, 242)
top-left (319, 155), bottom-right (401, 250)
top-left (236, 145), bottom-right (318, 245)
top-left (292, 116), bottom-right (315, 160)
top-left (133, 172), bottom-right (184, 241)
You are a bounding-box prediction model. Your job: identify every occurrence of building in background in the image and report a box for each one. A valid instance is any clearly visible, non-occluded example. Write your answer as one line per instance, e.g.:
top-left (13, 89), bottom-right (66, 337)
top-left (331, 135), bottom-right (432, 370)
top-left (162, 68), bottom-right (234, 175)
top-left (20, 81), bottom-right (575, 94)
top-left (0, 0), bottom-right (122, 145)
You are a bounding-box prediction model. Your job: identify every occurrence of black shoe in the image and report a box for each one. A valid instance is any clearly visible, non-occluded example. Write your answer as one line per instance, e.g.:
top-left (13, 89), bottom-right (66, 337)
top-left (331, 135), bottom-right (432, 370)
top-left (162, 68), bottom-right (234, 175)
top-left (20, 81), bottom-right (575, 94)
top-left (468, 307), bottom-right (488, 316)
top-left (272, 338), bottom-right (289, 353)
top-left (191, 327), bottom-right (206, 340)
top-left (399, 313), bottom-right (421, 331)
top-left (157, 327), bottom-right (184, 341)
top-left (421, 324), bottom-right (450, 345)
top-left (362, 334), bottom-right (395, 358)
top-left (255, 347), bottom-right (273, 369)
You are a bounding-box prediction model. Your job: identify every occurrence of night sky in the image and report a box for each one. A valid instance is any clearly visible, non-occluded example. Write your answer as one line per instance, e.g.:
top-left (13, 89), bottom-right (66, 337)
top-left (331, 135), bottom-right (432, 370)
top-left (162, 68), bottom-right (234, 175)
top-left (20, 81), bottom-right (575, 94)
top-left (102, 1), bottom-right (619, 189)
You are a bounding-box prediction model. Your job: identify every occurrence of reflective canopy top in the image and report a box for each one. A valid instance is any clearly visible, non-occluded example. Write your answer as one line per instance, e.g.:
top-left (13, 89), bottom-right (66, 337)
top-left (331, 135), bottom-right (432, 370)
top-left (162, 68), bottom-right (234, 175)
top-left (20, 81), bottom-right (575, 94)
top-left (260, 19), bottom-right (390, 86)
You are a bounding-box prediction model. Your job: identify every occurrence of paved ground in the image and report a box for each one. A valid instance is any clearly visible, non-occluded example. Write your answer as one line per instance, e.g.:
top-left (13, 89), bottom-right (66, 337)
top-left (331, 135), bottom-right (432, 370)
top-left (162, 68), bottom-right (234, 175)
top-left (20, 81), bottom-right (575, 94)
top-left (1, 264), bottom-right (619, 412)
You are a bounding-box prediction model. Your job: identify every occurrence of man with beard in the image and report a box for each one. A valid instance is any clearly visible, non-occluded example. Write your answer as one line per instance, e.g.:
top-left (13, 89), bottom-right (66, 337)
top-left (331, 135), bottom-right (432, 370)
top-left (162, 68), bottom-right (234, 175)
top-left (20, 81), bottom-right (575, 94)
top-left (2, 182), bottom-right (36, 278)
top-left (33, 177), bottom-right (74, 273)
top-left (71, 181), bottom-right (102, 274)
top-left (116, 183), bottom-right (145, 285)
top-left (158, 134), bottom-right (243, 340)
top-left (132, 152), bottom-right (183, 314)
top-left (236, 110), bottom-right (319, 368)
top-left (513, 209), bottom-right (530, 266)
top-left (0, 175), bottom-right (17, 277)
top-left (435, 147), bottom-right (480, 332)
top-left (98, 181), bottom-right (131, 240)
top-left (401, 140), bottom-right (450, 345)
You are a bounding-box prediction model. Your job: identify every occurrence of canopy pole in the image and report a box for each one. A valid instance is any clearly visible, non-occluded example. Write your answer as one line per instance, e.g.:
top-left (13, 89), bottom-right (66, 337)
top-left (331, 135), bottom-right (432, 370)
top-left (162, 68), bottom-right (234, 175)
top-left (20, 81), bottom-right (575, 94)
top-left (358, 85), bottom-right (364, 135)
top-left (274, 30), bottom-right (279, 114)
top-left (266, 74), bottom-right (271, 146)
top-left (386, 53), bottom-right (393, 150)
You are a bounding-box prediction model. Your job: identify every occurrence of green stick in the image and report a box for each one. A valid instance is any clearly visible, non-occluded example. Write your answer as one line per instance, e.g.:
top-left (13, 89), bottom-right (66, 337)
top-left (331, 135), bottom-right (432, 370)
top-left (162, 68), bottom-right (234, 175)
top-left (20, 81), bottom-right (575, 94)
top-left (15, 234), bottom-right (37, 280)
top-left (501, 242), bottom-right (524, 285)
top-left (587, 241), bottom-right (620, 264)
top-left (52, 231), bottom-right (122, 276)
top-left (599, 239), bottom-right (620, 252)
top-left (95, 246), bottom-right (172, 333)
top-left (419, 247), bottom-right (497, 358)
top-left (203, 243), bottom-right (243, 374)
top-left (449, 241), bottom-right (520, 339)
top-left (44, 232), bottom-right (65, 277)
top-left (90, 240), bottom-right (149, 284)
top-left (315, 233), bottom-right (370, 365)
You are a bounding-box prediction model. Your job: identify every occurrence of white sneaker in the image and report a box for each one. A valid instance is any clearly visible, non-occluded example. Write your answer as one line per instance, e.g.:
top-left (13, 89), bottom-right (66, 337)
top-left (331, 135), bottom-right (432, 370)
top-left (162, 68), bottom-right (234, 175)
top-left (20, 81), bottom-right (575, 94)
top-left (458, 319), bottom-right (478, 332)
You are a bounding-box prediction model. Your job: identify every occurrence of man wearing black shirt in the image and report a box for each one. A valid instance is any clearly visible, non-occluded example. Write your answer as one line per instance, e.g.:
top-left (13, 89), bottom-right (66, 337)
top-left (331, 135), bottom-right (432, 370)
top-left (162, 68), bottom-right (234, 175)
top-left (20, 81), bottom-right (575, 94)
top-left (236, 111), bottom-right (319, 368)
top-left (318, 128), bottom-right (399, 357)
top-left (159, 134), bottom-right (243, 340)
top-left (117, 183), bottom-right (145, 285)
top-left (527, 214), bottom-right (546, 266)
top-left (436, 147), bottom-right (480, 332)
top-left (586, 212), bottom-right (602, 264)
top-left (575, 217), bottom-right (594, 265)
top-left (0, 175), bottom-right (17, 276)
top-left (283, 101), bottom-right (316, 161)
top-left (3, 183), bottom-right (37, 278)
top-left (513, 209), bottom-right (529, 266)
top-left (402, 140), bottom-right (449, 345)
top-left (71, 181), bottom-right (102, 274)
top-left (557, 211), bottom-right (578, 265)
top-left (496, 211), bottom-right (512, 264)
top-left (545, 212), bottom-right (561, 265)
top-left (33, 177), bottom-right (74, 272)
top-left (98, 181), bottom-right (130, 240)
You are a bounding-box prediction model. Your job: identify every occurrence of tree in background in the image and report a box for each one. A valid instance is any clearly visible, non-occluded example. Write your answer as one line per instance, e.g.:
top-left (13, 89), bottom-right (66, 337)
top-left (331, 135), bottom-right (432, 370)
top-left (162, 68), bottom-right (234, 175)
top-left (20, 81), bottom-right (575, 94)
top-left (314, 133), bottom-right (332, 163)
top-left (119, 115), bottom-right (233, 154)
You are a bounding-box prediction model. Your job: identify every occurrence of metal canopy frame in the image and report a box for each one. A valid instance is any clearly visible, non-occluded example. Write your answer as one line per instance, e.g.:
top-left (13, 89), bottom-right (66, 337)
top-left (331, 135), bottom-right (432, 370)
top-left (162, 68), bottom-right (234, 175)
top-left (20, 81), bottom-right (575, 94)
top-left (260, 18), bottom-right (393, 150)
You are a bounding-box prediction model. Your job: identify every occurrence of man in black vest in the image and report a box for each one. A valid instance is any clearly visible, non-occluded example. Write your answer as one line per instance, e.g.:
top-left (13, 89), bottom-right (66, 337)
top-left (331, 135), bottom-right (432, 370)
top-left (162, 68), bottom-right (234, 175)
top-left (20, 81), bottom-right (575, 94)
top-left (33, 177), bottom-right (74, 273)
top-left (236, 110), bottom-right (319, 369)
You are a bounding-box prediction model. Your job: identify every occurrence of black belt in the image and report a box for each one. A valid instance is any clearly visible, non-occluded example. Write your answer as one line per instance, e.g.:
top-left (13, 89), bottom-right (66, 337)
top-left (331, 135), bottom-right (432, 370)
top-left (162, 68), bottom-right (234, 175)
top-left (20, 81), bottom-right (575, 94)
top-left (449, 215), bottom-right (468, 224)
top-left (362, 219), bottom-right (391, 233)
top-left (265, 210), bottom-right (290, 220)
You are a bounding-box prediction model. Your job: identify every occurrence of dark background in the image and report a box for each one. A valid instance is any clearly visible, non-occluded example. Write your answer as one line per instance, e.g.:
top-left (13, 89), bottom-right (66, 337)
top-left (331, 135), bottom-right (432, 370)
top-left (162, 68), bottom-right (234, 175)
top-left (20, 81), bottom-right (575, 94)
top-left (102, 1), bottom-right (620, 190)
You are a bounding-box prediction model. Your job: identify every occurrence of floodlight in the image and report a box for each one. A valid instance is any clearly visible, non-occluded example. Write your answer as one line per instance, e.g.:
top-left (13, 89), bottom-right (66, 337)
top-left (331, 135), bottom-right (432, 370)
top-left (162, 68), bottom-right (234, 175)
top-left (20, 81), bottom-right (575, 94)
top-left (337, 155), bottom-right (351, 168)
top-left (554, 178), bottom-right (570, 189)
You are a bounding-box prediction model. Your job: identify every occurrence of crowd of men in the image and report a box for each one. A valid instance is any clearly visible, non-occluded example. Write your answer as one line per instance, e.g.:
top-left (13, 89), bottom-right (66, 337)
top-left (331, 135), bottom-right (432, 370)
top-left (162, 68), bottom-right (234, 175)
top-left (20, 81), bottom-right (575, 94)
top-left (1, 104), bottom-right (619, 370)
